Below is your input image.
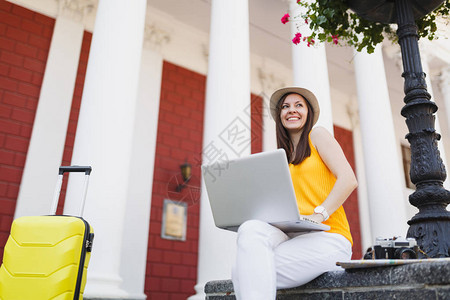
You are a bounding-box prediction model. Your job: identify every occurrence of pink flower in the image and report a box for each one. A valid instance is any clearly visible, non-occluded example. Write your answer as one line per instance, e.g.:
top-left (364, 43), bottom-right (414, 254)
top-left (307, 39), bottom-right (315, 47)
top-left (292, 33), bottom-right (302, 45)
top-left (305, 19), bottom-right (308, 24)
top-left (297, 0), bottom-right (301, 3)
top-left (332, 35), bottom-right (339, 45)
top-left (281, 13), bottom-right (290, 24)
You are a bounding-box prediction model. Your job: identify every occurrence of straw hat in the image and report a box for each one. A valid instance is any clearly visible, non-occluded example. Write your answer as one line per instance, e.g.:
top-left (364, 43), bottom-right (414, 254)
top-left (269, 87), bottom-right (320, 125)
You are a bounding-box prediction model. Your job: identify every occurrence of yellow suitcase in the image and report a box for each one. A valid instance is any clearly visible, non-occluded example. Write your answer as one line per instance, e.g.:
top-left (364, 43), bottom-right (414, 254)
top-left (0, 166), bottom-right (94, 300)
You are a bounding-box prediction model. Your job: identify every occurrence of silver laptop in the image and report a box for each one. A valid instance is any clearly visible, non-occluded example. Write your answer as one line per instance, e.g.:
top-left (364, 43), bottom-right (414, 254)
top-left (202, 149), bottom-right (330, 232)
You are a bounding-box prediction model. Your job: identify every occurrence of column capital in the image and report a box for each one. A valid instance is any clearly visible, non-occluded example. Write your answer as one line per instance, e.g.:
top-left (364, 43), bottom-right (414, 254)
top-left (383, 42), bottom-right (402, 70)
top-left (143, 23), bottom-right (171, 52)
top-left (346, 99), bottom-right (359, 129)
top-left (439, 65), bottom-right (450, 90)
top-left (57, 0), bottom-right (96, 23)
top-left (201, 43), bottom-right (209, 65)
top-left (256, 67), bottom-right (286, 94)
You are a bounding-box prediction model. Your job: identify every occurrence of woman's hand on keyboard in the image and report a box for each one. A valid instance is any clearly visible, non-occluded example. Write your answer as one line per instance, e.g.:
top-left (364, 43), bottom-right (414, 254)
top-left (302, 213), bottom-right (324, 224)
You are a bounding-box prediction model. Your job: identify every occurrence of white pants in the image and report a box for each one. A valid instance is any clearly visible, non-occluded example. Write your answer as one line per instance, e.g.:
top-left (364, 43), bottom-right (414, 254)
top-left (231, 220), bottom-right (352, 300)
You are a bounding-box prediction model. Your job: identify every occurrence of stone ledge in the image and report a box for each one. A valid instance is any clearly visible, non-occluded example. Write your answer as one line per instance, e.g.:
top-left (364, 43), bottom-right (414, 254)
top-left (205, 260), bottom-right (450, 299)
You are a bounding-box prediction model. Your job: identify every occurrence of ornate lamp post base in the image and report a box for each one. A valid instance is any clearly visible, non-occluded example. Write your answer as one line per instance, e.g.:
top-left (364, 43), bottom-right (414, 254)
top-left (347, 0), bottom-right (450, 258)
top-left (408, 204), bottom-right (450, 257)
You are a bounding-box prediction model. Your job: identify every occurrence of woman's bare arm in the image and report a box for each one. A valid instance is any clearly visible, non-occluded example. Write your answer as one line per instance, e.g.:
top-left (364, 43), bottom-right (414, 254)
top-left (308, 126), bottom-right (358, 222)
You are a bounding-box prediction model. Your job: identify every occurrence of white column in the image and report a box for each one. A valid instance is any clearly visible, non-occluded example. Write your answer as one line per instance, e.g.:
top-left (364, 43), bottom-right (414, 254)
top-left (421, 54), bottom-right (450, 189)
top-left (262, 92), bottom-right (278, 152)
top-left (289, 0), bottom-right (334, 133)
top-left (256, 67), bottom-right (286, 152)
top-left (440, 67), bottom-right (450, 209)
top-left (441, 67), bottom-right (450, 136)
top-left (353, 45), bottom-right (409, 238)
top-left (64, 0), bottom-right (147, 297)
top-left (117, 26), bottom-right (165, 299)
top-left (14, 1), bottom-right (89, 218)
top-left (190, 0), bottom-right (251, 298)
top-left (348, 101), bottom-right (373, 252)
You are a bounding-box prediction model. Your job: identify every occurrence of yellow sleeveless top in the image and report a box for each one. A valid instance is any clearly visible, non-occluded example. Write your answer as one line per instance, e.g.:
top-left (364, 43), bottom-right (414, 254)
top-left (288, 136), bottom-right (353, 245)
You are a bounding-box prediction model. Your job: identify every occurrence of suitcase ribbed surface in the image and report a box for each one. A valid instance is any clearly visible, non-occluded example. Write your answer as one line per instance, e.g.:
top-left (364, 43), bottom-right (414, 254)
top-left (0, 216), bottom-right (92, 300)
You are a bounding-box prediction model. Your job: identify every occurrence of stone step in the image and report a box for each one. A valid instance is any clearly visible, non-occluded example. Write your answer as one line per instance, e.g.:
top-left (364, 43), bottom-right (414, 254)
top-left (205, 259), bottom-right (450, 299)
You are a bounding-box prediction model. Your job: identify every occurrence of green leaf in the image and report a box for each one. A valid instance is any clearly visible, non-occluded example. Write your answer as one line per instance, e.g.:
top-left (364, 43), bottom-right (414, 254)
top-left (430, 22), bottom-right (437, 32)
top-left (316, 15), bottom-right (327, 25)
top-left (323, 8), bottom-right (335, 19)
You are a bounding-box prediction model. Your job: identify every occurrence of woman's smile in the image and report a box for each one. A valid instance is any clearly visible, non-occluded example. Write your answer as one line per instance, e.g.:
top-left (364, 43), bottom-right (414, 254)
top-left (280, 94), bottom-right (309, 133)
top-left (286, 116), bottom-right (301, 121)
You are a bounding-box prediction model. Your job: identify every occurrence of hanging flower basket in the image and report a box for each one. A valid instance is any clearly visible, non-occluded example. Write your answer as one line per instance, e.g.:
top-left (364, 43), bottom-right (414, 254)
top-left (282, 0), bottom-right (450, 53)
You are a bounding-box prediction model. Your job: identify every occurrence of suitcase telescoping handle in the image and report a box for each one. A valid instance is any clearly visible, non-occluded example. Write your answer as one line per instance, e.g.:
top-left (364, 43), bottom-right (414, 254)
top-left (50, 166), bottom-right (92, 216)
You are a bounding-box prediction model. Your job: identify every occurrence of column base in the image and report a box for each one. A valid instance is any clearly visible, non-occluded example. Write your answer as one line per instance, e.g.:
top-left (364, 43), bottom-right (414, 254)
top-left (84, 295), bottom-right (145, 300)
top-left (85, 298), bottom-right (144, 300)
top-left (187, 282), bottom-right (207, 300)
top-left (84, 274), bottom-right (129, 299)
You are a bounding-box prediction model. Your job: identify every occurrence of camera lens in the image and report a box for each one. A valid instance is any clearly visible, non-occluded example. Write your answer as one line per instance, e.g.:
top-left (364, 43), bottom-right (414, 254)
top-left (395, 248), bottom-right (417, 259)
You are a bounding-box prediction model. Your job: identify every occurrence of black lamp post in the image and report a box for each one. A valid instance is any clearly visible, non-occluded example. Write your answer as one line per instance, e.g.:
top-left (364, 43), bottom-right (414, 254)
top-left (347, 0), bottom-right (450, 258)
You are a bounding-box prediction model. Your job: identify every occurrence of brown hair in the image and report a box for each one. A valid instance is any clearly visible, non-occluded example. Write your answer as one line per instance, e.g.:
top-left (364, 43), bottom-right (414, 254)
top-left (275, 93), bottom-right (315, 165)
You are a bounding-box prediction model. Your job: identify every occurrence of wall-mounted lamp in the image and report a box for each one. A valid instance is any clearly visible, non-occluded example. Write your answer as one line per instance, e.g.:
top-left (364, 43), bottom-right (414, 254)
top-left (176, 161), bottom-right (192, 192)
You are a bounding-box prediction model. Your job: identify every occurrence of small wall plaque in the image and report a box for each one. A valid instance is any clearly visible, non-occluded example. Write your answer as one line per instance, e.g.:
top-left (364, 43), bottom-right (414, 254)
top-left (161, 199), bottom-right (187, 241)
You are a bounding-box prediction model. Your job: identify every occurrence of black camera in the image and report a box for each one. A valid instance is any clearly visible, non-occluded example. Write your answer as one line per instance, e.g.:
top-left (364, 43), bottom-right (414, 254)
top-left (363, 237), bottom-right (418, 259)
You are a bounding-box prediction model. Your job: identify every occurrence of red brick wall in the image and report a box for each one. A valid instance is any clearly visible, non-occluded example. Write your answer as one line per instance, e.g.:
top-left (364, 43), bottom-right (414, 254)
top-left (56, 31), bottom-right (92, 214)
top-left (0, 1), bottom-right (54, 260)
top-left (250, 94), bottom-right (263, 154)
top-left (334, 125), bottom-right (362, 259)
top-left (145, 61), bottom-right (205, 300)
